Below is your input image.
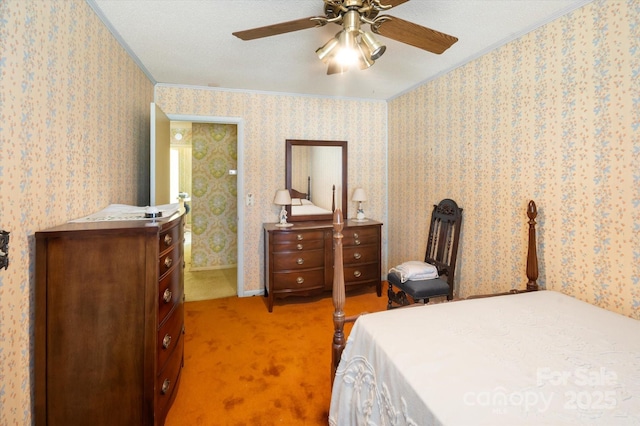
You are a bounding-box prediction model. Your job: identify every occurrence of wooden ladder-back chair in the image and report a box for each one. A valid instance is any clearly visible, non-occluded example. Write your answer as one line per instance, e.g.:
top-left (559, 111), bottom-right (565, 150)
top-left (387, 198), bottom-right (463, 308)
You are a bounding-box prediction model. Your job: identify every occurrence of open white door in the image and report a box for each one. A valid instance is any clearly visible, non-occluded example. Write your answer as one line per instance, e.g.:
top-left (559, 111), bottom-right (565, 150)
top-left (150, 103), bottom-right (171, 205)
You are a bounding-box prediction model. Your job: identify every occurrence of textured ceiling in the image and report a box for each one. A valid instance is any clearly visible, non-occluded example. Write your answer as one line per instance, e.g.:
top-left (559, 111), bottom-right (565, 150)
top-left (89, 0), bottom-right (592, 100)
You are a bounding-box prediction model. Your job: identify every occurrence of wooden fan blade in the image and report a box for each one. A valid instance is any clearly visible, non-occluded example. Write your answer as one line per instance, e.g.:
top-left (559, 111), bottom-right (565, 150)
top-left (374, 16), bottom-right (458, 54)
top-left (380, 0), bottom-right (410, 8)
top-left (233, 17), bottom-right (320, 41)
top-left (359, 0), bottom-right (410, 21)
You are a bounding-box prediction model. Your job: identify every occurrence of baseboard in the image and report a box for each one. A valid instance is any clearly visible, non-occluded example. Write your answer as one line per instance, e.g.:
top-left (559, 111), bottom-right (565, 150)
top-left (240, 289), bottom-right (265, 297)
top-left (189, 264), bottom-right (237, 272)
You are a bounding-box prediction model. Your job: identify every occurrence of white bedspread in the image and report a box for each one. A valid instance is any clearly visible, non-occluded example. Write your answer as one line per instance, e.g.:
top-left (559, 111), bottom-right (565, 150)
top-left (291, 201), bottom-right (333, 216)
top-left (329, 291), bottom-right (640, 425)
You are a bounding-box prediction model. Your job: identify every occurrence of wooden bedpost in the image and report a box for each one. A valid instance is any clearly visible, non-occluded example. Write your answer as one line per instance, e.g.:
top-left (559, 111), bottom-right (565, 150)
top-left (331, 185), bottom-right (336, 212)
top-left (526, 200), bottom-right (539, 291)
top-left (331, 208), bottom-right (345, 385)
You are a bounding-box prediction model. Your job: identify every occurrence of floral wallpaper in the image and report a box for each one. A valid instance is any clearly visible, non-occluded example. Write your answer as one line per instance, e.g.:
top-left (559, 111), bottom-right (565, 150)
top-left (191, 123), bottom-right (238, 269)
top-left (155, 88), bottom-right (388, 295)
top-left (0, 0), bottom-right (153, 423)
top-left (388, 0), bottom-right (639, 319)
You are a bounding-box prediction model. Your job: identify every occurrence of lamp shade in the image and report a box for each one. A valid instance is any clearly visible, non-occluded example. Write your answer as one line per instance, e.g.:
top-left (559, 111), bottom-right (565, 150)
top-left (335, 30), bottom-right (359, 66)
top-left (357, 41), bottom-right (375, 70)
top-left (273, 189), bottom-right (292, 206)
top-left (361, 31), bottom-right (386, 60)
top-left (316, 35), bottom-right (340, 63)
top-left (352, 188), bottom-right (367, 202)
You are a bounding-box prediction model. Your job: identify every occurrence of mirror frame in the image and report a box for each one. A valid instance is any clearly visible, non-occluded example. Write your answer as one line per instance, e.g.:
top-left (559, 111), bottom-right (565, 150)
top-left (285, 139), bottom-right (348, 222)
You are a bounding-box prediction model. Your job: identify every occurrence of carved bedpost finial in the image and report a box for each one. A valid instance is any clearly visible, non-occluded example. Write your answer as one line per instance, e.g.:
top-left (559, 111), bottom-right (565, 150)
top-left (332, 185), bottom-right (336, 212)
top-left (526, 200), bottom-right (539, 291)
top-left (331, 209), bottom-right (345, 385)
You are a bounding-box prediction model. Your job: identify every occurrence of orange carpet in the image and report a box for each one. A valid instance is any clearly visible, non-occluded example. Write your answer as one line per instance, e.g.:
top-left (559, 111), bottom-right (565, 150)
top-left (165, 286), bottom-right (386, 426)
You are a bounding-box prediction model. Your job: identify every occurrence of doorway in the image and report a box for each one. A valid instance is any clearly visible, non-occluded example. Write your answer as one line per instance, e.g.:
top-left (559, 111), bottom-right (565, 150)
top-left (166, 114), bottom-right (245, 300)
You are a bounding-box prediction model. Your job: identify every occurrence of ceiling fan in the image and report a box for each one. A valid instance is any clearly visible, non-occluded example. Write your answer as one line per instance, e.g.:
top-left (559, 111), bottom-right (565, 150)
top-left (232, 0), bottom-right (458, 75)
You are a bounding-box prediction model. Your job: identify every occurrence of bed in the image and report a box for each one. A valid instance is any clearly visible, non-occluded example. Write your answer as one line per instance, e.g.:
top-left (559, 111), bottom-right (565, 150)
top-left (328, 202), bottom-right (640, 425)
top-left (289, 178), bottom-right (335, 216)
top-left (291, 197), bottom-right (334, 216)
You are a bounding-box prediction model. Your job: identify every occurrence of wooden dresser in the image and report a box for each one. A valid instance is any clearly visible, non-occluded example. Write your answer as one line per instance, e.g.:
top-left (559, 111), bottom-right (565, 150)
top-left (35, 213), bottom-right (185, 426)
top-left (264, 219), bottom-right (382, 312)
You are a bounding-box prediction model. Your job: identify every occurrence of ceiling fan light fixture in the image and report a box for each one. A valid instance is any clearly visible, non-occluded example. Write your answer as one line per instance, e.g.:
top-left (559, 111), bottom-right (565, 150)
top-left (357, 41), bottom-right (375, 70)
top-left (234, 0), bottom-right (460, 78)
top-left (327, 59), bottom-right (348, 75)
top-left (316, 35), bottom-right (340, 63)
top-left (361, 31), bottom-right (386, 60)
top-left (334, 47), bottom-right (359, 67)
top-left (334, 30), bottom-right (359, 67)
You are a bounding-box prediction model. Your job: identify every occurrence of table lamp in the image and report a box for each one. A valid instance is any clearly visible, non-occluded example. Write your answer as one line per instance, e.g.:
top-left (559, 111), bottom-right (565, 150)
top-left (273, 189), bottom-right (293, 227)
top-left (352, 188), bottom-right (367, 222)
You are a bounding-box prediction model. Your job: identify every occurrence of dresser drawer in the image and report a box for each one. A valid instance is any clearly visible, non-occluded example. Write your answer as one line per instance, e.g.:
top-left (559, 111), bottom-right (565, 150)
top-left (273, 269), bottom-right (325, 291)
top-left (271, 238), bottom-right (324, 252)
top-left (343, 244), bottom-right (379, 265)
top-left (273, 249), bottom-right (324, 271)
top-left (343, 263), bottom-right (380, 284)
top-left (157, 302), bottom-right (184, 368)
top-left (160, 224), bottom-right (181, 252)
top-left (264, 220), bottom-right (382, 311)
top-left (271, 230), bottom-right (324, 244)
top-left (156, 334), bottom-right (184, 419)
top-left (158, 268), bottom-right (182, 324)
top-left (343, 227), bottom-right (379, 246)
top-left (159, 245), bottom-right (179, 278)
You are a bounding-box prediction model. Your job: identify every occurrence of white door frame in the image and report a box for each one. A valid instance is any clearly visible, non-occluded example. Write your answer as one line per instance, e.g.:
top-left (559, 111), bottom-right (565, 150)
top-left (167, 114), bottom-right (245, 297)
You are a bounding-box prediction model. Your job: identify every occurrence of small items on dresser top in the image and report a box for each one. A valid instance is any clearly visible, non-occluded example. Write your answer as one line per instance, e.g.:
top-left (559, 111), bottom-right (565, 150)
top-left (68, 203), bottom-right (180, 223)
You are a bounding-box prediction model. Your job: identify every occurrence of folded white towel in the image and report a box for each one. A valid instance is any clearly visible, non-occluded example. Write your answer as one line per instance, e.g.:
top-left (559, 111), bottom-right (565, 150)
top-left (389, 261), bottom-right (439, 283)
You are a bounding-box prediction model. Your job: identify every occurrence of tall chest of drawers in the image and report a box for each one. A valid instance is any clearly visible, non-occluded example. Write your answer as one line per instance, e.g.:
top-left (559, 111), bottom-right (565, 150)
top-left (264, 219), bottom-right (382, 312)
top-left (35, 213), bottom-right (185, 425)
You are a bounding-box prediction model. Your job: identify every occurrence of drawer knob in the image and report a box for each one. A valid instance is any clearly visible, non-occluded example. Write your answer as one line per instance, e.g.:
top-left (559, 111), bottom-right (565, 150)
top-left (354, 240), bottom-right (361, 245)
top-left (164, 257), bottom-right (173, 268)
top-left (161, 379), bottom-right (171, 395)
top-left (353, 270), bottom-right (362, 278)
top-left (296, 234), bottom-right (304, 241)
top-left (163, 288), bottom-right (172, 303)
top-left (353, 233), bottom-right (359, 239)
top-left (296, 276), bottom-right (304, 284)
top-left (296, 258), bottom-right (304, 265)
top-left (353, 252), bottom-right (362, 260)
top-left (162, 333), bottom-right (172, 349)
top-left (296, 243), bottom-right (303, 250)
top-left (164, 234), bottom-right (173, 246)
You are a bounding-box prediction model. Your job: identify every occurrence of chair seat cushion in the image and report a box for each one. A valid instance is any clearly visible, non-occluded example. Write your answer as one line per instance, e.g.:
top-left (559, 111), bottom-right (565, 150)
top-left (388, 272), bottom-right (450, 299)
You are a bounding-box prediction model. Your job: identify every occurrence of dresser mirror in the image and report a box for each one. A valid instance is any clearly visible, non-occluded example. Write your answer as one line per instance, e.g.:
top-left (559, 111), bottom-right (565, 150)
top-left (285, 139), bottom-right (347, 222)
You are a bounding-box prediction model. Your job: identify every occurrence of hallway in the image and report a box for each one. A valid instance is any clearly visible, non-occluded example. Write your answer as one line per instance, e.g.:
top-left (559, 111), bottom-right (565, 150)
top-left (183, 230), bottom-right (236, 301)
